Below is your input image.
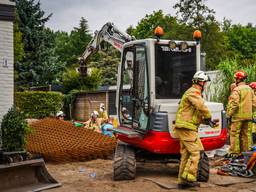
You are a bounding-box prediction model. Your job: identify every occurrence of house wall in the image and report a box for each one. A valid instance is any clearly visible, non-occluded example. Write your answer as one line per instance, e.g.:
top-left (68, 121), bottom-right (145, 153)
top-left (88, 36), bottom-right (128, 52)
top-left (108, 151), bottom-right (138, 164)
top-left (73, 88), bottom-right (131, 121)
top-left (0, 20), bottom-right (14, 122)
top-left (0, 0), bottom-right (15, 123)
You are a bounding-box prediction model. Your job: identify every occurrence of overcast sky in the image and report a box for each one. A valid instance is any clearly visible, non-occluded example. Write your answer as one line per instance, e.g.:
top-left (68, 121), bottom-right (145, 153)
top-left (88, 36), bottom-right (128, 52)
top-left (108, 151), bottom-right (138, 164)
top-left (40, 0), bottom-right (256, 33)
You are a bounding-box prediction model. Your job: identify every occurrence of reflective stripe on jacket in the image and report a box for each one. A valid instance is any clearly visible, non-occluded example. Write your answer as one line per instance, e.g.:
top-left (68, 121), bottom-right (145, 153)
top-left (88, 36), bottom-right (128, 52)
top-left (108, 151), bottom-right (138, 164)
top-left (175, 85), bottom-right (212, 131)
top-left (252, 90), bottom-right (256, 120)
top-left (227, 82), bottom-right (256, 122)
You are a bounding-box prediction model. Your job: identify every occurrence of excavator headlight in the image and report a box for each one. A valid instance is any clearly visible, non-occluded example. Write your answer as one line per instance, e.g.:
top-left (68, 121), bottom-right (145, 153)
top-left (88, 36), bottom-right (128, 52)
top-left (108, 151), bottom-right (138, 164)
top-left (179, 42), bottom-right (188, 51)
top-left (169, 41), bottom-right (176, 49)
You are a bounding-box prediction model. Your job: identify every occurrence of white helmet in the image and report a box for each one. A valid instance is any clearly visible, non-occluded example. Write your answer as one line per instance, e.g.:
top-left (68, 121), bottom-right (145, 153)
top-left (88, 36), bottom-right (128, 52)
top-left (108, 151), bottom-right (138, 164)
top-left (56, 111), bottom-right (64, 117)
top-left (121, 107), bottom-right (128, 113)
top-left (100, 103), bottom-right (105, 109)
top-left (91, 110), bottom-right (99, 118)
top-left (193, 71), bottom-right (210, 82)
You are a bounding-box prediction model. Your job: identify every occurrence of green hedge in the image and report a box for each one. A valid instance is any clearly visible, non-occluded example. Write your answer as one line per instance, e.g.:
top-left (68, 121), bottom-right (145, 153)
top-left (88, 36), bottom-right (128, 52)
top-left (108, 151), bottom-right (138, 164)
top-left (15, 91), bottom-right (64, 118)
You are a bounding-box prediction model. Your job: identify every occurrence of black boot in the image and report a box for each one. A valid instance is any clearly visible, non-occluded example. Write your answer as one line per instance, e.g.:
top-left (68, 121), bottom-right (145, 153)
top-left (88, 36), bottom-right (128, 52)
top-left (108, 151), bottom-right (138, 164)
top-left (177, 181), bottom-right (200, 189)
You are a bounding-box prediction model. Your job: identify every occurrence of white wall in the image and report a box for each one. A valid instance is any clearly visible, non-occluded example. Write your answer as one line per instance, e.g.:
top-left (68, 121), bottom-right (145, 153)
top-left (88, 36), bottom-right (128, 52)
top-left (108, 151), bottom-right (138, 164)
top-left (0, 20), bottom-right (14, 123)
top-left (0, 0), bottom-right (15, 4)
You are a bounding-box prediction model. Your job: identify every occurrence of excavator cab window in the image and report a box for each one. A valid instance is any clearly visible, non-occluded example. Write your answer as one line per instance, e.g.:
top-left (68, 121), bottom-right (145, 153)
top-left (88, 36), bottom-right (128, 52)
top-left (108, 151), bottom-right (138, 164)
top-left (120, 45), bottom-right (149, 132)
top-left (124, 51), bottom-right (134, 85)
top-left (155, 43), bottom-right (196, 99)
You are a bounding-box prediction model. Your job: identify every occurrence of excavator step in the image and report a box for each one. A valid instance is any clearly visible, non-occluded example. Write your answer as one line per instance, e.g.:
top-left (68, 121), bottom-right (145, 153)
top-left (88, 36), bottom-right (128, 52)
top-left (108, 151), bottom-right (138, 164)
top-left (0, 158), bottom-right (61, 192)
top-left (107, 126), bottom-right (142, 138)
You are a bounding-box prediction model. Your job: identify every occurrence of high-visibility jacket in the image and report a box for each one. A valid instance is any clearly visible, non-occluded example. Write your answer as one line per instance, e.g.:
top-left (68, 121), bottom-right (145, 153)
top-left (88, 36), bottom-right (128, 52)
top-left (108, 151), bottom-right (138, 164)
top-left (230, 82), bottom-right (237, 92)
top-left (175, 85), bottom-right (212, 131)
top-left (253, 90), bottom-right (256, 120)
top-left (99, 110), bottom-right (108, 122)
top-left (227, 82), bottom-right (256, 122)
top-left (88, 119), bottom-right (99, 130)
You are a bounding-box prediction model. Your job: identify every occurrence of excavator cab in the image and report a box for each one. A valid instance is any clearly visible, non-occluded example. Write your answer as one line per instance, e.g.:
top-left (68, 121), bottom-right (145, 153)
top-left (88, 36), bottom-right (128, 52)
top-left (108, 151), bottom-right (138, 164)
top-left (117, 39), bottom-right (199, 135)
top-left (115, 38), bottom-right (227, 147)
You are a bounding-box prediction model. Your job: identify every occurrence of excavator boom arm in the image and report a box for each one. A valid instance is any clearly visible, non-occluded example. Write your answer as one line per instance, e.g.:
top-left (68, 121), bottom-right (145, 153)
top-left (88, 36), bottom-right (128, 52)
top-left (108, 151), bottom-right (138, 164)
top-left (79, 22), bottom-right (134, 68)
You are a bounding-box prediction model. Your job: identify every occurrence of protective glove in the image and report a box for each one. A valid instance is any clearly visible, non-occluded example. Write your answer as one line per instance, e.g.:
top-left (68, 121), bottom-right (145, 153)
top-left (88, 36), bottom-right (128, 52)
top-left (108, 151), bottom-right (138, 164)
top-left (209, 120), bottom-right (218, 128)
top-left (204, 118), bottom-right (219, 128)
top-left (226, 115), bottom-right (231, 125)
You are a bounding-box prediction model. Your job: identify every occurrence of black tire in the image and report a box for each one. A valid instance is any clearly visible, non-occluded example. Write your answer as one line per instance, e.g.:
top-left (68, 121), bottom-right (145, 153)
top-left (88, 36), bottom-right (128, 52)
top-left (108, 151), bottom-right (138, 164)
top-left (197, 152), bottom-right (209, 182)
top-left (6, 156), bottom-right (13, 164)
top-left (113, 142), bottom-right (136, 181)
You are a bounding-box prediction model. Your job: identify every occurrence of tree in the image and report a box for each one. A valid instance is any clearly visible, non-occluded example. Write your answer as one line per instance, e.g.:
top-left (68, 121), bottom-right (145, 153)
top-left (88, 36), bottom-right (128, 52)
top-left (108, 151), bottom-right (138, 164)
top-left (200, 21), bottom-right (227, 69)
top-left (53, 31), bottom-right (71, 66)
top-left (174, 0), bottom-right (227, 69)
top-left (89, 48), bottom-right (120, 86)
top-left (174, 0), bottom-right (215, 28)
top-left (14, 0), bottom-right (56, 86)
top-left (130, 10), bottom-right (193, 41)
top-left (224, 24), bottom-right (256, 65)
top-left (14, 16), bottom-right (25, 83)
top-left (130, 10), bottom-right (175, 39)
top-left (67, 17), bottom-right (92, 66)
top-left (14, 17), bottom-right (24, 65)
top-left (33, 28), bottom-right (66, 84)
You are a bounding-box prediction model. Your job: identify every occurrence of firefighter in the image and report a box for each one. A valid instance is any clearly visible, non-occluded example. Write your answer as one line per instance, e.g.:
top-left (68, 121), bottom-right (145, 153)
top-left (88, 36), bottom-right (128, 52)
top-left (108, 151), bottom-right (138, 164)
top-left (174, 71), bottom-right (213, 189)
top-left (121, 107), bottom-right (131, 120)
top-left (230, 82), bottom-right (237, 92)
top-left (249, 82), bottom-right (256, 144)
top-left (227, 82), bottom-right (237, 144)
top-left (98, 103), bottom-right (109, 124)
top-left (56, 111), bottom-right (65, 120)
top-left (84, 110), bottom-right (101, 132)
top-left (226, 71), bottom-right (256, 157)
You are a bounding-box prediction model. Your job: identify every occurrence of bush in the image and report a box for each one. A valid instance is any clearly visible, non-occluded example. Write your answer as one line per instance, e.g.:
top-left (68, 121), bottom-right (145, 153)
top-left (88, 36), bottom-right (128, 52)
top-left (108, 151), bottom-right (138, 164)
top-left (15, 91), bottom-right (64, 118)
top-left (1, 106), bottom-right (30, 151)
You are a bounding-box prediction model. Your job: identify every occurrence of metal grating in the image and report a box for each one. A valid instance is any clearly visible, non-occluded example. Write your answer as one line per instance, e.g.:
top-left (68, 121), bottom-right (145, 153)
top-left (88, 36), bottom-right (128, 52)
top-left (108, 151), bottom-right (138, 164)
top-left (26, 118), bottom-right (116, 162)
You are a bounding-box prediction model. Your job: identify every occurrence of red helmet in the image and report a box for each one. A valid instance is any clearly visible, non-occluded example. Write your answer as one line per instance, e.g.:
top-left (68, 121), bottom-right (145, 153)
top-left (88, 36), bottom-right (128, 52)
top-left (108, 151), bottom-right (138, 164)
top-left (249, 82), bottom-right (256, 89)
top-left (234, 71), bottom-right (247, 80)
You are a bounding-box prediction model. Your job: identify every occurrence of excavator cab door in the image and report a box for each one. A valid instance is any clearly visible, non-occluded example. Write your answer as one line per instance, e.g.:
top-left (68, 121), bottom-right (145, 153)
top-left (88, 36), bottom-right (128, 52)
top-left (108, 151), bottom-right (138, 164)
top-left (119, 44), bottom-right (150, 133)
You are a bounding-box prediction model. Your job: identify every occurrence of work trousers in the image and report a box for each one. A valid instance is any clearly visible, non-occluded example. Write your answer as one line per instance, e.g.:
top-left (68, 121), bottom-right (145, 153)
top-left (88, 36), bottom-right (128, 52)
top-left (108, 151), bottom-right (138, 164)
top-left (250, 121), bottom-right (256, 144)
top-left (175, 128), bottom-right (203, 183)
top-left (229, 120), bottom-right (252, 154)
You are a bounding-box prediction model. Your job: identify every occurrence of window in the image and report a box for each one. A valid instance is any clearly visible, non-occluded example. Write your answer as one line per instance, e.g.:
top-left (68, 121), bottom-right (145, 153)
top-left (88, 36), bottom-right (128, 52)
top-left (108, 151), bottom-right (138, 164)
top-left (155, 44), bottom-right (196, 99)
top-left (119, 45), bottom-right (149, 131)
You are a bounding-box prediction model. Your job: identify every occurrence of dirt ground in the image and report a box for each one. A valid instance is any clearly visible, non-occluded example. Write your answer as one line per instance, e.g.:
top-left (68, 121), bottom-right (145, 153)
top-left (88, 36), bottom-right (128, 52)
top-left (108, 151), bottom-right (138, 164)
top-left (46, 159), bottom-right (256, 192)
